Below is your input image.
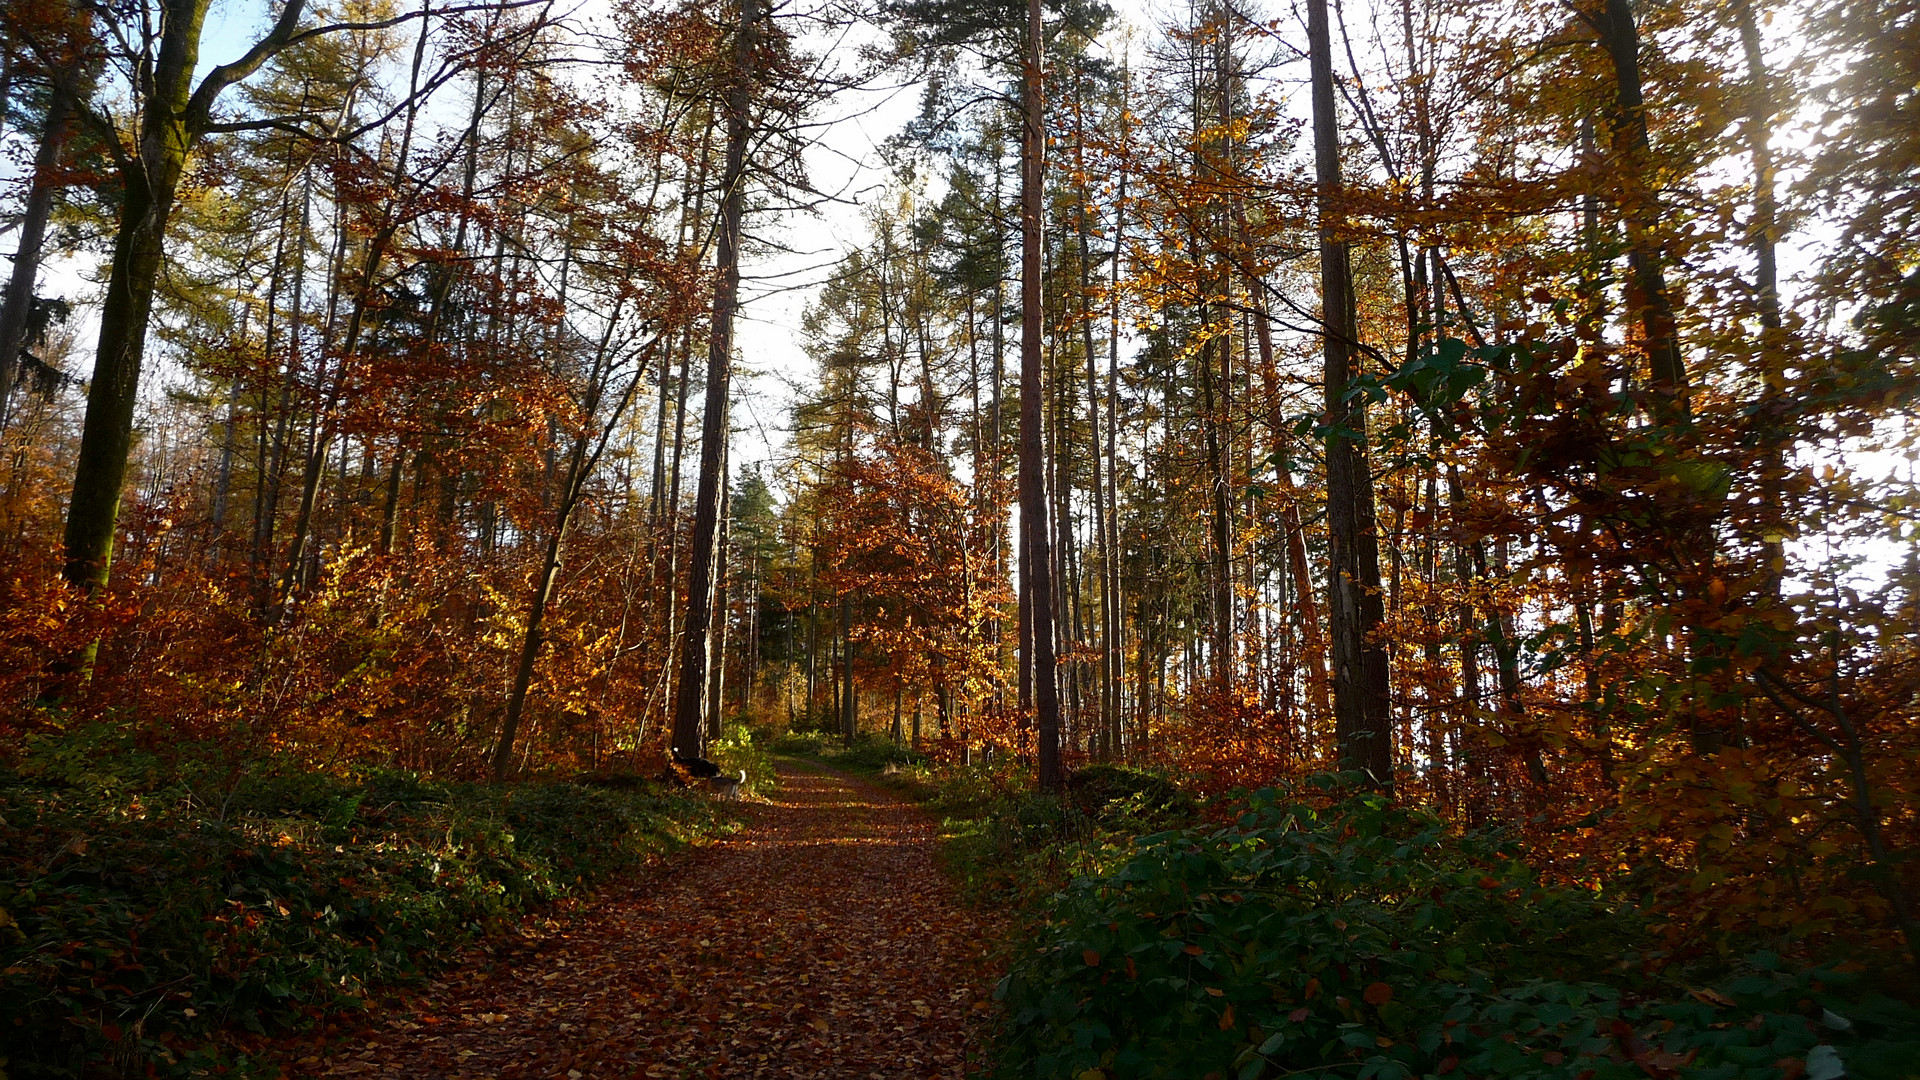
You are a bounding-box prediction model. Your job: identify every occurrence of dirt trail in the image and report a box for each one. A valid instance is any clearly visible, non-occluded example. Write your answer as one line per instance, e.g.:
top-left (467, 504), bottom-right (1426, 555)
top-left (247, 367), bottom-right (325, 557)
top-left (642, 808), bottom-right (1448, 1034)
top-left (284, 761), bottom-right (1000, 1079)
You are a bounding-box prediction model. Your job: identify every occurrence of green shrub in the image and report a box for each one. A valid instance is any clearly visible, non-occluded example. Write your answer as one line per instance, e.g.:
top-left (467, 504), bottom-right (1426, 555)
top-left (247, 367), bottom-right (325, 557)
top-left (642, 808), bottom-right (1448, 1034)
top-left (824, 734), bottom-right (928, 774)
top-left (709, 725), bottom-right (778, 795)
top-left (768, 732), bottom-right (826, 756)
top-left (1067, 764), bottom-right (1196, 827)
top-left (765, 730), bottom-right (926, 774)
top-left (921, 761), bottom-right (1141, 908)
top-left (0, 734), bottom-right (738, 1078)
top-left (996, 783), bottom-right (1920, 1080)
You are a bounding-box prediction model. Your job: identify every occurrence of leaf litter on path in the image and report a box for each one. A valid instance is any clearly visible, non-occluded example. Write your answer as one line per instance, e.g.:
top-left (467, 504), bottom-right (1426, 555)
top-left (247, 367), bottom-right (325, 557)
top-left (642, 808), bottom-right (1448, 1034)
top-left (269, 762), bottom-right (1001, 1079)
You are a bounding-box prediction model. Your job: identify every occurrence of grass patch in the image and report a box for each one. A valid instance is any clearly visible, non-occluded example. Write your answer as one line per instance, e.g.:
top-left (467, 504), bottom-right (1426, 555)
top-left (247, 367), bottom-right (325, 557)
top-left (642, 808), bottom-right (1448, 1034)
top-left (766, 731), bottom-right (927, 776)
top-left (0, 725), bottom-right (741, 1078)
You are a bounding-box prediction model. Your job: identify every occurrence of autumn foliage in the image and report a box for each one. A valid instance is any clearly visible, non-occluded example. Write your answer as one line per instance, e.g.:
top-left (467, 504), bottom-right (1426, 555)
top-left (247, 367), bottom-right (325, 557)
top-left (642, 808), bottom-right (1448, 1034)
top-left (0, 0), bottom-right (1918, 1071)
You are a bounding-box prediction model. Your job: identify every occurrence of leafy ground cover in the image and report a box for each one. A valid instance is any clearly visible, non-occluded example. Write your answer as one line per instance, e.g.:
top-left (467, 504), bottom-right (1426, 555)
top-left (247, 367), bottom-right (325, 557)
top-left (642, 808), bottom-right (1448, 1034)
top-left (0, 726), bottom-right (742, 1078)
top-left (992, 782), bottom-right (1920, 1080)
top-left (754, 743), bottom-right (1920, 1079)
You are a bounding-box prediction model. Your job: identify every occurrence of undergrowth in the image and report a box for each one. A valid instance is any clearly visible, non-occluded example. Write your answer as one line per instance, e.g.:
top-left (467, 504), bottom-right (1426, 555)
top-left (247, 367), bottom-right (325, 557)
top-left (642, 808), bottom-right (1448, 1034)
top-left (0, 724), bottom-right (742, 1078)
top-left (993, 780), bottom-right (1920, 1080)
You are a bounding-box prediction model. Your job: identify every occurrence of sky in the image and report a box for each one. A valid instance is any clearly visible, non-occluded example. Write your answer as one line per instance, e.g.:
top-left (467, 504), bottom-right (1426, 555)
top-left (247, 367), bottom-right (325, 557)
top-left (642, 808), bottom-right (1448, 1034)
top-left (8, 0), bottom-right (1889, 549)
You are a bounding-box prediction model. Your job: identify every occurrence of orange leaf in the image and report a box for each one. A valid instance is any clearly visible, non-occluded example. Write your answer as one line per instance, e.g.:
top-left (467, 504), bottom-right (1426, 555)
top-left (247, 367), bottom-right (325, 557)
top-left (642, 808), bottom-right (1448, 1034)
top-left (1082, 949), bottom-right (1101, 967)
top-left (1363, 982), bottom-right (1393, 1006)
top-left (1183, 944), bottom-right (1204, 956)
top-left (1217, 1004), bottom-right (1235, 1030)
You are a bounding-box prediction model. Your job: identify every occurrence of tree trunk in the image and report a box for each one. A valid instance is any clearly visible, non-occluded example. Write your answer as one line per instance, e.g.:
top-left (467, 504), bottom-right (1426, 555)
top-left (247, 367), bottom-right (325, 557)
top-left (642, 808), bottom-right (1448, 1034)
top-left (64, 158), bottom-right (185, 593)
top-left (1589, 0), bottom-right (1686, 412)
top-left (706, 472), bottom-right (732, 742)
top-left (490, 310), bottom-right (644, 779)
top-left (1733, 0), bottom-right (1786, 597)
top-left (1252, 292), bottom-right (1331, 719)
top-left (1020, 0), bottom-right (1062, 789)
top-left (671, 0), bottom-right (757, 760)
top-left (0, 89), bottom-right (74, 433)
top-left (1308, 0), bottom-right (1393, 788)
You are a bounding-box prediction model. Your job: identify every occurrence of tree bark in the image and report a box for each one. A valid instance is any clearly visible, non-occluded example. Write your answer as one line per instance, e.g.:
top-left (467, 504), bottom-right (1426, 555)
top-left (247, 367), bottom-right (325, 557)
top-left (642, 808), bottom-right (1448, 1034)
top-left (1021, 0), bottom-right (1062, 789)
top-left (671, 0), bottom-right (757, 760)
top-left (61, 0), bottom-right (309, 600)
top-left (1588, 0), bottom-right (1686, 412)
top-left (1309, 0), bottom-right (1393, 788)
top-left (0, 89), bottom-right (74, 433)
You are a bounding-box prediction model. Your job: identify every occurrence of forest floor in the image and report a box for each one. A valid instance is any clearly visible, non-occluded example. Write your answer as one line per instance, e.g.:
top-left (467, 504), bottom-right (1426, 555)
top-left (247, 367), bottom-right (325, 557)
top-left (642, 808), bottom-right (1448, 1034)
top-left (267, 760), bottom-right (1003, 1079)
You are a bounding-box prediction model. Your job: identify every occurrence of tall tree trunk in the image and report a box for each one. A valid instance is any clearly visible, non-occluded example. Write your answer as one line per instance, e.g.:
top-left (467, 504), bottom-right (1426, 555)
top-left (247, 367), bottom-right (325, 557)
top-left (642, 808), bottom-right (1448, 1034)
top-left (840, 591), bottom-right (856, 741)
top-left (0, 89), bottom-right (74, 433)
top-left (671, 0), bottom-right (756, 761)
top-left (1021, 0), bottom-right (1063, 789)
top-left (1733, 0), bottom-right (1786, 596)
top-left (1104, 68), bottom-right (1128, 756)
top-left (706, 468), bottom-right (732, 741)
top-left (64, 155), bottom-right (187, 595)
top-left (57, 0), bottom-right (308, 605)
top-left (1308, 0), bottom-right (1393, 788)
top-left (1074, 98), bottom-right (1113, 756)
top-left (1588, 0), bottom-right (1686, 412)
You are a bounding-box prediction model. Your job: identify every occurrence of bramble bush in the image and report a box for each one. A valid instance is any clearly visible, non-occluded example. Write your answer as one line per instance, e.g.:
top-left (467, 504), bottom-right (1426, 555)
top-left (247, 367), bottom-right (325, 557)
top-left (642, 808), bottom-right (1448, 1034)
top-left (0, 725), bottom-right (739, 1078)
top-left (996, 780), bottom-right (1920, 1080)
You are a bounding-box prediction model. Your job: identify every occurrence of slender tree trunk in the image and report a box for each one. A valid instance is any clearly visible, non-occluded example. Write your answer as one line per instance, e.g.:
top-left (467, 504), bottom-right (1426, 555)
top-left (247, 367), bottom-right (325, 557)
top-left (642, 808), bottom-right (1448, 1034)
top-left (671, 0), bottom-right (757, 761)
top-left (706, 468), bottom-right (732, 741)
top-left (0, 89), bottom-right (74, 434)
top-left (1105, 77), bottom-right (1128, 757)
top-left (1252, 293), bottom-right (1331, 718)
top-left (1732, 0), bottom-right (1786, 596)
top-left (1021, 0), bottom-right (1062, 789)
top-left (1589, 0), bottom-right (1686, 412)
top-left (840, 591), bottom-right (855, 741)
top-left (1074, 109), bottom-right (1113, 756)
top-left (1309, 0), bottom-right (1393, 788)
top-left (490, 311), bottom-right (644, 779)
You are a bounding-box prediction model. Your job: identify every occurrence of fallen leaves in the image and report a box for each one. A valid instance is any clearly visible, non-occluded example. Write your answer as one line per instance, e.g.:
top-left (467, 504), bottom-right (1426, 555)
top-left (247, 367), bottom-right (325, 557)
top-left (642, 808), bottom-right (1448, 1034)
top-left (263, 763), bottom-right (1001, 1078)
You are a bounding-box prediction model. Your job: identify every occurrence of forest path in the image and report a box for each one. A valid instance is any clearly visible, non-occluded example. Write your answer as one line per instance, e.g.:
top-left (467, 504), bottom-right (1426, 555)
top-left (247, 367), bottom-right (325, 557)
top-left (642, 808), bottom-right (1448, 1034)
top-left (287, 761), bottom-right (1000, 1079)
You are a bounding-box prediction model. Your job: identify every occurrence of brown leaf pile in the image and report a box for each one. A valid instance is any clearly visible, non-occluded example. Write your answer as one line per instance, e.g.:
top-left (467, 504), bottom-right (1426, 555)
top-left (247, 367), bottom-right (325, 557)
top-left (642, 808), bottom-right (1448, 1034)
top-left (270, 762), bottom-right (1002, 1078)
